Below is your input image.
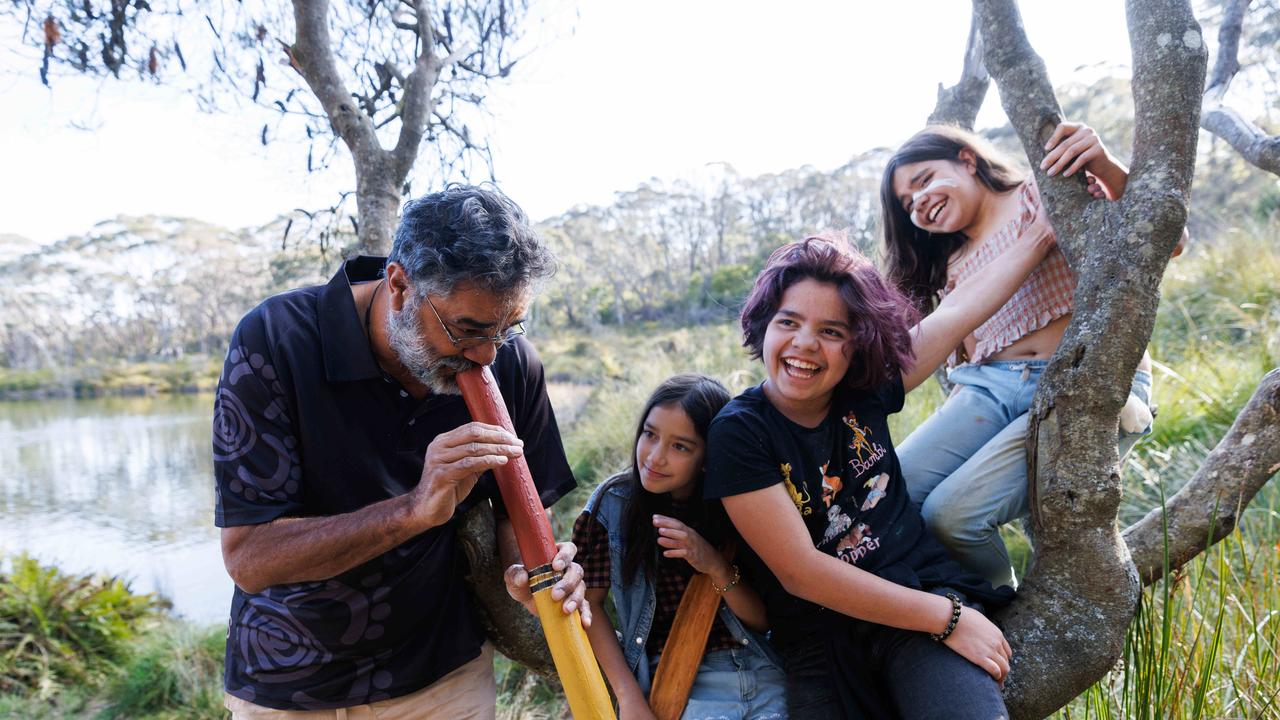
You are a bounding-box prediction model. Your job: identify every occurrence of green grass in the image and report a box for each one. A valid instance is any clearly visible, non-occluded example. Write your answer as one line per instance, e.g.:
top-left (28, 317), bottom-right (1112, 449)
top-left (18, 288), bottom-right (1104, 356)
top-left (0, 555), bottom-right (162, 700)
top-left (97, 622), bottom-right (227, 720)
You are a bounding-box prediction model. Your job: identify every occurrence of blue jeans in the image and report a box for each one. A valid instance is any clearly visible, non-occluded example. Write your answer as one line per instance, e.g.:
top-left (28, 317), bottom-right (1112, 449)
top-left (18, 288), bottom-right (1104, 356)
top-left (647, 647), bottom-right (788, 720)
top-left (898, 361), bottom-right (1154, 588)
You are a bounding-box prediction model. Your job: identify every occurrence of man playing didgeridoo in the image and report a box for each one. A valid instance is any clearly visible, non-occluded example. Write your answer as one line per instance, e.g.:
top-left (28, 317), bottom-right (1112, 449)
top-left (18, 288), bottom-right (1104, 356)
top-left (213, 185), bottom-right (588, 719)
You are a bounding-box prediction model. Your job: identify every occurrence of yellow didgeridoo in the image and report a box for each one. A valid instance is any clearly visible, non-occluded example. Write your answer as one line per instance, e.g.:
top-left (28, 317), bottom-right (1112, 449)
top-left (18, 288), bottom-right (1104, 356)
top-left (457, 365), bottom-right (614, 720)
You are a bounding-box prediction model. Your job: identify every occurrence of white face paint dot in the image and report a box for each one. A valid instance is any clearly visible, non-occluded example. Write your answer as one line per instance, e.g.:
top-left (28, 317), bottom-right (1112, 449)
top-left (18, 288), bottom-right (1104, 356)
top-left (1183, 30), bottom-right (1201, 49)
top-left (1157, 33), bottom-right (1172, 47)
top-left (1241, 432), bottom-right (1256, 446)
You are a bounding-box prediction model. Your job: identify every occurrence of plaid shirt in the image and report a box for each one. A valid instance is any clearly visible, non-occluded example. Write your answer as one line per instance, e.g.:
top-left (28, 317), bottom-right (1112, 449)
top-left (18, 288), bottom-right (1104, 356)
top-left (941, 179), bottom-right (1075, 367)
top-left (572, 508), bottom-right (740, 657)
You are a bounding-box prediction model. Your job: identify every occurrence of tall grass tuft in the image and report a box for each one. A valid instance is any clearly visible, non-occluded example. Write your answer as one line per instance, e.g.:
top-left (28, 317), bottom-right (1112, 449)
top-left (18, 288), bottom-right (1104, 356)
top-left (97, 621), bottom-right (227, 720)
top-left (0, 554), bottom-right (161, 700)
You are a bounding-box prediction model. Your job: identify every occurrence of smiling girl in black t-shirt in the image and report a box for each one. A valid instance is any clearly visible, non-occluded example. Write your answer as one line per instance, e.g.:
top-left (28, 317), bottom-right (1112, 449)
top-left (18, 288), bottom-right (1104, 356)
top-left (704, 233), bottom-right (1053, 718)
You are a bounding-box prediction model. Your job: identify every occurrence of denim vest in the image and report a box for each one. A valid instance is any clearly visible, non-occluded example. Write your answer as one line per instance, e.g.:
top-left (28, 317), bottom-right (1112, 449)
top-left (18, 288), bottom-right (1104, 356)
top-left (583, 475), bottom-right (784, 693)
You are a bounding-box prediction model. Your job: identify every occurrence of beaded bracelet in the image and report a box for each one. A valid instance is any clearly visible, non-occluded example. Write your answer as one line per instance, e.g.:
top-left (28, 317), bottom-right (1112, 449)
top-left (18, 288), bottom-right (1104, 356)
top-left (712, 565), bottom-right (741, 594)
top-left (931, 592), bottom-right (963, 642)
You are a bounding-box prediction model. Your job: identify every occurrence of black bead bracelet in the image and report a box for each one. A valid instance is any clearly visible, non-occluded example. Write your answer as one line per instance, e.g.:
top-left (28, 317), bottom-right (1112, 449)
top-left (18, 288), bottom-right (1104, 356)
top-left (931, 592), bottom-right (963, 642)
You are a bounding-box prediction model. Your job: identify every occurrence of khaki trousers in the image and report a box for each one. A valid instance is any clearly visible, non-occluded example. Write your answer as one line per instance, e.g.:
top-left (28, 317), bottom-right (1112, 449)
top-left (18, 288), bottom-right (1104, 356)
top-left (225, 642), bottom-right (496, 720)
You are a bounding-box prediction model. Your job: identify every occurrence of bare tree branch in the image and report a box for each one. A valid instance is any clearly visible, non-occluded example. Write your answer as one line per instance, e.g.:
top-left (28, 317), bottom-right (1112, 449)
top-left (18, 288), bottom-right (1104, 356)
top-left (390, 0), bottom-right (445, 182)
top-left (1124, 369), bottom-right (1280, 584)
top-left (291, 0), bottom-right (383, 164)
top-left (927, 14), bottom-right (989, 130)
top-left (1199, 0), bottom-right (1280, 175)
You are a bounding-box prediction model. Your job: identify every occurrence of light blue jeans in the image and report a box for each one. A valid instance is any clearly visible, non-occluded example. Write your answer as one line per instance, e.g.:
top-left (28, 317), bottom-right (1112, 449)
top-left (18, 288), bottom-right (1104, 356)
top-left (898, 360), bottom-right (1154, 589)
top-left (646, 647), bottom-right (788, 720)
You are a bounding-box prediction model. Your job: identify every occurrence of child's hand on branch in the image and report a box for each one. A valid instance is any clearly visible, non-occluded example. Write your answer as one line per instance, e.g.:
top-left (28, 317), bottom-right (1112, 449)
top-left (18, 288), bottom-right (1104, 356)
top-left (1041, 121), bottom-right (1127, 199)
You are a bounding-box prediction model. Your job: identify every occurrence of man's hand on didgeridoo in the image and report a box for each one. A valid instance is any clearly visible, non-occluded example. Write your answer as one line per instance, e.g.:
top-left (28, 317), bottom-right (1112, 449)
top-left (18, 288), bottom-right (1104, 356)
top-left (503, 541), bottom-right (592, 627)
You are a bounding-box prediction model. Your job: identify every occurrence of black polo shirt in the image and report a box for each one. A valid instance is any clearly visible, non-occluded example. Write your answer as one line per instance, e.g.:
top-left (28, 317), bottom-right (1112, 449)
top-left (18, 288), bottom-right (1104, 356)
top-left (212, 256), bottom-right (575, 710)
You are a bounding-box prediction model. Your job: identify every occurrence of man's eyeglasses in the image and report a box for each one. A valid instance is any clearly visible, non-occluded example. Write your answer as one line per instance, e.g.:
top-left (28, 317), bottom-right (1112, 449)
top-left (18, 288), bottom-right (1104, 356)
top-left (423, 294), bottom-right (525, 349)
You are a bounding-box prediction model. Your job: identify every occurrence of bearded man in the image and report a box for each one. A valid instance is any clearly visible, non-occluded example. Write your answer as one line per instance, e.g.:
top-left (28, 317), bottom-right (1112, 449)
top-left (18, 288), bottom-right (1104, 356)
top-left (212, 185), bottom-right (586, 719)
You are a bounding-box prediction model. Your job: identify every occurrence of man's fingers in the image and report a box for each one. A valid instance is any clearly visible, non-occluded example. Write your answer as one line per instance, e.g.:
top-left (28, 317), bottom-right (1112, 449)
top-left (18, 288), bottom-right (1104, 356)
top-left (551, 541), bottom-right (577, 572)
top-left (432, 441), bottom-right (524, 465)
top-left (579, 598), bottom-right (592, 628)
top-left (552, 561), bottom-right (583, 601)
top-left (663, 548), bottom-right (687, 559)
top-left (435, 422), bottom-right (523, 450)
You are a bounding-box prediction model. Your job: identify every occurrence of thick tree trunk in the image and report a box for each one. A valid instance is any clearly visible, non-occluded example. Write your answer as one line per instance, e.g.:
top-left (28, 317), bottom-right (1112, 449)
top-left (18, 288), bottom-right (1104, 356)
top-left (355, 162), bottom-right (402, 256)
top-left (972, 1), bottom-right (1207, 717)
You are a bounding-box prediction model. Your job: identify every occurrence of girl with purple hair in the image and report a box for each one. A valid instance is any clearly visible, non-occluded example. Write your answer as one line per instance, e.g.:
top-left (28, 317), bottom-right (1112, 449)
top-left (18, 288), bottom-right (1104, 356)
top-left (703, 233), bottom-right (1053, 718)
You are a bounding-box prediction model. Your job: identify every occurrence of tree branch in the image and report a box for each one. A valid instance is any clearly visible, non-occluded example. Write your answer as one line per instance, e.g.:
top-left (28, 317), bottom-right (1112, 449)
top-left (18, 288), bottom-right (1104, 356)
top-left (390, 0), bottom-right (444, 183)
top-left (973, 0), bottom-right (1092, 264)
top-left (1198, 0), bottom-right (1280, 175)
top-left (927, 12), bottom-right (989, 130)
top-left (291, 0), bottom-right (382, 161)
top-left (1206, 0), bottom-right (1249, 96)
top-left (1123, 369), bottom-right (1280, 584)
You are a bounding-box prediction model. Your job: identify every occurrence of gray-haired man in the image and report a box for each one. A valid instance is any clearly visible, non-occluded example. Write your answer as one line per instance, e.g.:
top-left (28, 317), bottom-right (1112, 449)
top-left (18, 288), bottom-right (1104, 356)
top-left (213, 186), bottom-right (586, 718)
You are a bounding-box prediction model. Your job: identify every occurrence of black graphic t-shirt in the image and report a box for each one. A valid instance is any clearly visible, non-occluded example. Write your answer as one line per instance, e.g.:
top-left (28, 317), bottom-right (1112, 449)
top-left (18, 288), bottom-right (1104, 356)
top-left (704, 378), bottom-right (1011, 644)
top-left (213, 256), bottom-right (575, 710)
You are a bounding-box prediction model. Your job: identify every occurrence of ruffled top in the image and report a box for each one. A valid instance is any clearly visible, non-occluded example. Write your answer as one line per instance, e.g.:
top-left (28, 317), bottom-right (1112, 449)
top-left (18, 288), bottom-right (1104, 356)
top-left (939, 179), bottom-right (1075, 367)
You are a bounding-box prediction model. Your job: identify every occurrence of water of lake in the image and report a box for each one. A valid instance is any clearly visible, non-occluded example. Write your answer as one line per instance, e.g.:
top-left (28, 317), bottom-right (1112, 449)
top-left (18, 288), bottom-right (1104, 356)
top-left (0, 394), bottom-right (232, 625)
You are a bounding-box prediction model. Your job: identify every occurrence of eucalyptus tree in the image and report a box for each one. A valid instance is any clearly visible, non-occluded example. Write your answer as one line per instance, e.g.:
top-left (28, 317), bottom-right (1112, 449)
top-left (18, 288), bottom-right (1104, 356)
top-left (11, 0), bottom-right (533, 254)
top-left (921, 1), bottom-right (1279, 717)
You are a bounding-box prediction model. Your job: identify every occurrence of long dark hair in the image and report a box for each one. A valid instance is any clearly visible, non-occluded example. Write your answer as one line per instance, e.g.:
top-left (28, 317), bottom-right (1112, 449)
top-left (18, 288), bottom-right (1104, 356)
top-left (601, 374), bottom-right (732, 582)
top-left (880, 125), bottom-right (1024, 312)
top-left (740, 234), bottom-right (920, 391)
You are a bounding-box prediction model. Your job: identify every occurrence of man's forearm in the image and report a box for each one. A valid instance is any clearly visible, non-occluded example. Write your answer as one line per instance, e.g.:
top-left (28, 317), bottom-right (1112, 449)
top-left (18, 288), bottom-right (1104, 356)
top-left (221, 493), bottom-right (431, 593)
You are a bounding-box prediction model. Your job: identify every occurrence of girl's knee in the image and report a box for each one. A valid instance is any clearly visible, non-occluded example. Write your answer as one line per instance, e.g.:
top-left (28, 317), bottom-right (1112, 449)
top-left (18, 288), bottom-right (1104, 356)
top-left (921, 496), bottom-right (993, 547)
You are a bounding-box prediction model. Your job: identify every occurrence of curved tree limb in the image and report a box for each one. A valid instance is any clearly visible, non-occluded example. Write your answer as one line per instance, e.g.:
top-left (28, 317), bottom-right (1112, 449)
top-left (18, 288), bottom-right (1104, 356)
top-left (927, 13), bottom-right (989, 130)
top-left (1199, 0), bottom-right (1280, 175)
top-left (1124, 369), bottom-right (1280, 584)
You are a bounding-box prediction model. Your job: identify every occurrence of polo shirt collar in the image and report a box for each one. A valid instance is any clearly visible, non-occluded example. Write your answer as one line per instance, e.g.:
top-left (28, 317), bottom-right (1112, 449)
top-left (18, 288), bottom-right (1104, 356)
top-left (319, 255), bottom-right (387, 383)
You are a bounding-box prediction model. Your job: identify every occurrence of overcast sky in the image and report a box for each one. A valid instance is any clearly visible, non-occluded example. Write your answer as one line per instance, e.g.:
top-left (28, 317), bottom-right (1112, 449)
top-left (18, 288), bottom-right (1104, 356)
top-left (0, 1), bottom-right (1135, 244)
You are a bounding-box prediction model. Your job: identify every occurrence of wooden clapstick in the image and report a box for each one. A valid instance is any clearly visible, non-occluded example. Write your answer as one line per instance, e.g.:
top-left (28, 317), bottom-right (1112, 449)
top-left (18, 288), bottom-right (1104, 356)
top-left (456, 365), bottom-right (614, 720)
top-left (647, 573), bottom-right (722, 720)
top-left (649, 540), bottom-right (737, 719)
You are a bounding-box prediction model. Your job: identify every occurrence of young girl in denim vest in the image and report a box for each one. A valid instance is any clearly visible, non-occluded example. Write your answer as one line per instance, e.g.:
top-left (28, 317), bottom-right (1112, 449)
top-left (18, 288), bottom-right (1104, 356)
top-left (510, 374), bottom-right (786, 720)
top-left (704, 233), bottom-right (1060, 718)
top-left (880, 122), bottom-right (1174, 589)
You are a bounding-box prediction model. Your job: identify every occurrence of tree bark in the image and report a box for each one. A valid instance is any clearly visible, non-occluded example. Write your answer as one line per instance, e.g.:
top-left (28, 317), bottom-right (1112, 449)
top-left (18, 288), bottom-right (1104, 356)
top-left (1199, 0), bottom-right (1280, 176)
top-left (1123, 369), bottom-right (1280, 584)
top-left (927, 13), bottom-right (989, 130)
top-left (457, 503), bottom-right (559, 678)
top-left (973, 1), bottom-right (1206, 717)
